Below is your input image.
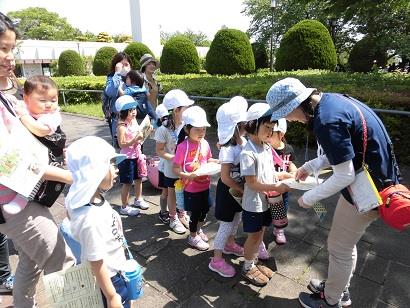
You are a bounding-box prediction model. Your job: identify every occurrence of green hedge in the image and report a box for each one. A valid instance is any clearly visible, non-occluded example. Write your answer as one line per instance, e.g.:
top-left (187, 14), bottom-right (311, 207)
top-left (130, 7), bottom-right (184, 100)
top-left (160, 36), bottom-right (200, 74)
top-left (92, 46), bottom-right (117, 76)
top-left (58, 50), bottom-right (85, 76)
top-left (123, 42), bottom-right (153, 70)
top-left (348, 36), bottom-right (388, 73)
top-left (52, 70), bottom-right (410, 164)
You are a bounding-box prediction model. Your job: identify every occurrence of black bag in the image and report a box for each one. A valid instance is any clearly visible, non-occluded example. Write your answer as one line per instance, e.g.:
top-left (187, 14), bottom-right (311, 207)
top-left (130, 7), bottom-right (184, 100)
top-left (132, 92), bottom-right (152, 120)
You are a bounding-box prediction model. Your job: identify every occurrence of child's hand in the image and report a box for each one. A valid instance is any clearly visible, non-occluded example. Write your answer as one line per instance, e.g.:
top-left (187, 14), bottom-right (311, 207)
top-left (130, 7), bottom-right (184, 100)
top-left (187, 173), bottom-right (198, 181)
top-left (295, 167), bottom-right (309, 181)
top-left (14, 100), bottom-right (29, 118)
top-left (277, 171), bottom-right (294, 180)
top-left (107, 293), bottom-right (123, 308)
top-left (273, 182), bottom-right (291, 194)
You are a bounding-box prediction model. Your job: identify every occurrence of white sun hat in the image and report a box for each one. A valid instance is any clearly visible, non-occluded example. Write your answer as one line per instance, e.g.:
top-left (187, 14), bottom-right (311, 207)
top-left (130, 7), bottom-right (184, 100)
top-left (182, 106), bottom-right (210, 127)
top-left (163, 89), bottom-right (194, 110)
top-left (246, 102), bottom-right (272, 121)
top-left (115, 95), bottom-right (138, 112)
top-left (266, 77), bottom-right (316, 120)
top-left (65, 136), bottom-right (126, 210)
top-left (155, 104), bottom-right (169, 119)
top-left (216, 96), bottom-right (248, 144)
top-left (273, 118), bottom-right (287, 133)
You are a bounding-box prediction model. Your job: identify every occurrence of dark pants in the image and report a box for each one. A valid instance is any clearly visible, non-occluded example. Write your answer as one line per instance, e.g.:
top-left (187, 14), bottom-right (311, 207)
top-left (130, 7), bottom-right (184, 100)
top-left (102, 273), bottom-right (130, 308)
top-left (0, 233), bottom-right (11, 283)
top-left (184, 190), bottom-right (211, 233)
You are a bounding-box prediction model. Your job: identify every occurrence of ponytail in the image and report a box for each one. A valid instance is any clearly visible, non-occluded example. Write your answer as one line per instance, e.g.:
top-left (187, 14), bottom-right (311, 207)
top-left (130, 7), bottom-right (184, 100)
top-left (177, 124), bottom-right (192, 146)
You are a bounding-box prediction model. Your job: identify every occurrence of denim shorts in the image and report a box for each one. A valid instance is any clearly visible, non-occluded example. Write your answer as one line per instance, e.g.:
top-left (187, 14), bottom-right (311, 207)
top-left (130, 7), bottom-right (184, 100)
top-left (101, 272), bottom-right (130, 308)
top-left (119, 158), bottom-right (140, 184)
top-left (242, 209), bottom-right (271, 233)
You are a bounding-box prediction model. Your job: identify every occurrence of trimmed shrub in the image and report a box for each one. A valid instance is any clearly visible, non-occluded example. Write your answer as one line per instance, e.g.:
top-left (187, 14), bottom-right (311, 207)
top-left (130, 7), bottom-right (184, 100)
top-left (58, 50), bottom-right (85, 76)
top-left (205, 29), bottom-right (255, 75)
top-left (348, 36), bottom-right (388, 73)
top-left (252, 42), bottom-right (269, 70)
top-left (92, 47), bottom-right (117, 76)
top-left (160, 36), bottom-right (200, 74)
top-left (275, 20), bottom-right (337, 71)
top-left (123, 42), bottom-right (153, 69)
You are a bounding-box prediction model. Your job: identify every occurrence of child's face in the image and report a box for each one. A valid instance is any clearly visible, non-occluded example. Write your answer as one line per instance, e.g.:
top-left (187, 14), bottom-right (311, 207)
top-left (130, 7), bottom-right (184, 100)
top-left (127, 107), bottom-right (137, 119)
top-left (268, 131), bottom-right (282, 148)
top-left (24, 88), bottom-right (58, 115)
top-left (99, 162), bottom-right (118, 191)
top-left (257, 121), bottom-right (275, 143)
top-left (187, 126), bottom-right (206, 142)
top-left (125, 76), bottom-right (132, 86)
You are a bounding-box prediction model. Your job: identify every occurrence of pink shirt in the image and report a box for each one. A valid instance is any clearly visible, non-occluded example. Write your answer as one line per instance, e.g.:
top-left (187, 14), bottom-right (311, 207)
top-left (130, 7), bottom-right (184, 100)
top-left (118, 120), bottom-right (142, 159)
top-left (174, 138), bottom-right (212, 193)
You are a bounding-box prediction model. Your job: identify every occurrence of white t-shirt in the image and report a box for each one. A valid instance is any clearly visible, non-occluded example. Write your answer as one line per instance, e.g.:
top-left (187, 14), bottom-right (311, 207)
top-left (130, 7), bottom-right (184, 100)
top-left (218, 137), bottom-right (247, 183)
top-left (69, 199), bottom-right (127, 277)
top-left (240, 140), bottom-right (276, 213)
top-left (154, 124), bottom-right (183, 179)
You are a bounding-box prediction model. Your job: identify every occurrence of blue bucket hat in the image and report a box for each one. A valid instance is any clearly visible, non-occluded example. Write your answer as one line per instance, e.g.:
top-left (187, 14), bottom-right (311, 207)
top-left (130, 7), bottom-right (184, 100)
top-left (266, 78), bottom-right (316, 120)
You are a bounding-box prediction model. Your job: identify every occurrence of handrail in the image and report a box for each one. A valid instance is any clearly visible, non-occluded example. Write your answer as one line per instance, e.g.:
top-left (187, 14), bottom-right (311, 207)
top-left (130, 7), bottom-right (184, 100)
top-left (59, 88), bottom-right (410, 116)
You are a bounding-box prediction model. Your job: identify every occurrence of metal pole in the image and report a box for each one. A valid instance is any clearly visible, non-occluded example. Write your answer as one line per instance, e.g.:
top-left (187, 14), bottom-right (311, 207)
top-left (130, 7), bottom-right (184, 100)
top-left (270, 10), bottom-right (274, 72)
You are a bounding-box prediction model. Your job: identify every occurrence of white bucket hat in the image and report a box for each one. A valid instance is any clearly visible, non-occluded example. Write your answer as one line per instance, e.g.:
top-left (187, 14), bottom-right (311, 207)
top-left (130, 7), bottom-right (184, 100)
top-left (273, 118), bottom-right (287, 133)
top-left (182, 106), bottom-right (210, 127)
top-left (216, 96), bottom-right (248, 144)
top-left (115, 95), bottom-right (137, 112)
top-left (266, 77), bottom-right (316, 120)
top-left (155, 104), bottom-right (169, 119)
top-left (246, 102), bottom-right (272, 121)
top-left (140, 53), bottom-right (160, 70)
top-left (163, 89), bottom-right (194, 110)
top-left (65, 136), bottom-right (126, 210)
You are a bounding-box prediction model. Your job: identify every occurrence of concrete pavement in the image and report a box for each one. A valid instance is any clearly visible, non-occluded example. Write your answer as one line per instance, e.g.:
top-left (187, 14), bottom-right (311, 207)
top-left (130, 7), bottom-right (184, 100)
top-left (2, 113), bottom-right (410, 308)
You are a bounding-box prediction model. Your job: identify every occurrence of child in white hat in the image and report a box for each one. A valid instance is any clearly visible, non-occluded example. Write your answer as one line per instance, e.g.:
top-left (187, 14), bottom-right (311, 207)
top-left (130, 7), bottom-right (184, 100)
top-left (208, 97), bottom-right (248, 278)
top-left (172, 106), bottom-right (217, 251)
top-left (240, 103), bottom-right (290, 286)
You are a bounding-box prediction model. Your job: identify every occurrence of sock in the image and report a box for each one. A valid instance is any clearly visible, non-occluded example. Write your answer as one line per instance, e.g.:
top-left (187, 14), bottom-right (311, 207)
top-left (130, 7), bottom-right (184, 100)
top-left (2, 194), bottom-right (28, 215)
top-left (243, 259), bottom-right (255, 271)
top-left (160, 198), bottom-right (167, 213)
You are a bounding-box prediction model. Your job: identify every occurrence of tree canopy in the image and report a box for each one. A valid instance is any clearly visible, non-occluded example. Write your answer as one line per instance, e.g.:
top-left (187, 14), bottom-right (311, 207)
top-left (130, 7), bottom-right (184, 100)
top-left (160, 29), bottom-right (211, 47)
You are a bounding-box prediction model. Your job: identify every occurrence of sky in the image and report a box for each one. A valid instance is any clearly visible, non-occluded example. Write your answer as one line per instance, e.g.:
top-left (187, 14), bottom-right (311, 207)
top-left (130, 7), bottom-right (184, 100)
top-left (0, 0), bottom-right (252, 39)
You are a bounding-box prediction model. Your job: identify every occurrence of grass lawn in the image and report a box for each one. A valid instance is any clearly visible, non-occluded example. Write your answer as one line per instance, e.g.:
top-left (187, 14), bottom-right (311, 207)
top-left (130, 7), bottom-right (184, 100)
top-left (61, 102), bottom-right (104, 118)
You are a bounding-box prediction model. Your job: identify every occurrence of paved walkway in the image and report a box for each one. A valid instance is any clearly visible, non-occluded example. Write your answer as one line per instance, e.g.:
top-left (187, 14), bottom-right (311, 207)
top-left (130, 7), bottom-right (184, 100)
top-left (2, 113), bottom-right (410, 308)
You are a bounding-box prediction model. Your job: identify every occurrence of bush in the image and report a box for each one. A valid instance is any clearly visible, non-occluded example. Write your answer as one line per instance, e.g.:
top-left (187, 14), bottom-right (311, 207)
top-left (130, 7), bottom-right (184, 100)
top-left (58, 50), bottom-right (85, 76)
top-left (160, 36), bottom-right (200, 74)
top-left (205, 29), bottom-right (255, 75)
top-left (92, 47), bottom-right (117, 76)
top-left (252, 42), bottom-right (269, 70)
top-left (348, 36), bottom-right (388, 73)
top-left (123, 42), bottom-right (153, 70)
top-left (275, 20), bottom-right (337, 71)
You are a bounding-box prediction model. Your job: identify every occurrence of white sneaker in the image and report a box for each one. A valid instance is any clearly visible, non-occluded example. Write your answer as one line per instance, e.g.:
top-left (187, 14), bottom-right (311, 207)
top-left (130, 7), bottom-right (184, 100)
top-left (169, 217), bottom-right (186, 234)
top-left (120, 206), bottom-right (140, 216)
top-left (188, 235), bottom-right (209, 251)
top-left (134, 199), bottom-right (149, 210)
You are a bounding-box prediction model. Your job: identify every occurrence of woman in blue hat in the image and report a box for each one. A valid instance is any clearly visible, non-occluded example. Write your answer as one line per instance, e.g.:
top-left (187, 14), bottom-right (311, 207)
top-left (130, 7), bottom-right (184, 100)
top-left (266, 78), bottom-right (400, 308)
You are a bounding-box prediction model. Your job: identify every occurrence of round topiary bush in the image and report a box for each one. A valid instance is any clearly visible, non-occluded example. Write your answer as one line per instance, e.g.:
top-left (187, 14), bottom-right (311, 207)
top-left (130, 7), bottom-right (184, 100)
top-left (160, 36), bottom-right (200, 74)
top-left (92, 46), bottom-right (117, 76)
top-left (123, 42), bottom-right (153, 69)
top-left (348, 36), bottom-right (388, 73)
top-left (58, 50), bottom-right (85, 76)
top-left (205, 29), bottom-right (255, 75)
top-left (252, 42), bottom-right (269, 70)
top-left (275, 20), bottom-right (337, 71)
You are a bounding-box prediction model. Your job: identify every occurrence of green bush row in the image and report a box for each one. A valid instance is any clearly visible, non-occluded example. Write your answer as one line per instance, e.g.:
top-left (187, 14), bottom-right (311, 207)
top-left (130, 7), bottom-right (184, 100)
top-left (53, 70), bottom-right (410, 164)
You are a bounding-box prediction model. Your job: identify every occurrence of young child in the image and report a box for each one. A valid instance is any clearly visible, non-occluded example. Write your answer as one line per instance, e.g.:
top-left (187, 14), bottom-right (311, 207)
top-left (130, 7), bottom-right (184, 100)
top-left (6, 75), bottom-right (66, 214)
top-left (116, 95), bottom-right (150, 216)
top-left (173, 106), bottom-right (217, 251)
top-left (65, 136), bottom-right (131, 308)
top-left (155, 90), bottom-right (194, 233)
top-left (269, 118), bottom-right (297, 244)
top-left (240, 103), bottom-right (290, 286)
top-left (124, 70), bottom-right (155, 120)
top-left (209, 97), bottom-right (248, 278)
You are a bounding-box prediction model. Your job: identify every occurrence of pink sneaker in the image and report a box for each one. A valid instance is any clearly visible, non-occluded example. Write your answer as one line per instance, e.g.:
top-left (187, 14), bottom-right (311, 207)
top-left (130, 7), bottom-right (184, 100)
top-left (188, 235), bottom-right (209, 251)
top-left (223, 242), bottom-right (244, 257)
top-left (198, 229), bottom-right (209, 242)
top-left (208, 257), bottom-right (236, 277)
top-left (258, 241), bottom-right (269, 260)
top-left (274, 228), bottom-right (287, 245)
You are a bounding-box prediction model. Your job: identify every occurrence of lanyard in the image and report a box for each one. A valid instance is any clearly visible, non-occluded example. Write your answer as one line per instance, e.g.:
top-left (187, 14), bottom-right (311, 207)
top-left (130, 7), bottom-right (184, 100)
top-left (182, 139), bottom-right (201, 173)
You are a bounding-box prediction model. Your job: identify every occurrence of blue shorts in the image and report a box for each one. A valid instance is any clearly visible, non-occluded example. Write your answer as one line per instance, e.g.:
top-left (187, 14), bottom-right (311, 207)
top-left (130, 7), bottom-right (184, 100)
top-left (119, 158), bottom-right (141, 184)
top-left (242, 210), bottom-right (272, 233)
top-left (101, 273), bottom-right (130, 308)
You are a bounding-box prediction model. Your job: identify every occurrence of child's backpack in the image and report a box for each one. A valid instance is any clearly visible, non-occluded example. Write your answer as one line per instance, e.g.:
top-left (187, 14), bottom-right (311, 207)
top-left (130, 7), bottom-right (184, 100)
top-left (101, 90), bottom-right (111, 119)
top-left (131, 92), bottom-right (154, 120)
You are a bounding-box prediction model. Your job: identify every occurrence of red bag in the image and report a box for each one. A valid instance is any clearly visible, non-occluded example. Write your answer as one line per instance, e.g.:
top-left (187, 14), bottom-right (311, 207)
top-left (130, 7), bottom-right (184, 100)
top-left (378, 184), bottom-right (410, 231)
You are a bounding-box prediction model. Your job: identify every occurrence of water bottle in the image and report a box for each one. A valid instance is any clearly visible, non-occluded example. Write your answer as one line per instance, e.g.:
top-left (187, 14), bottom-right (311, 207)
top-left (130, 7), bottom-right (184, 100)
top-left (123, 259), bottom-right (143, 300)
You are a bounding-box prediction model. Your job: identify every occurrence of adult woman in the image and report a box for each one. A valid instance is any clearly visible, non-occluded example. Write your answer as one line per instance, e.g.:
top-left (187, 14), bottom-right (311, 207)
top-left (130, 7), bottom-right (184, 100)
top-left (105, 52), bottom-right (132, 146)
top-left (0, 13), bottom-right (75, 307)
top-left (139, 53), bottom-right (160, 109)
top-left (266, 78), bottom-right (399, 308)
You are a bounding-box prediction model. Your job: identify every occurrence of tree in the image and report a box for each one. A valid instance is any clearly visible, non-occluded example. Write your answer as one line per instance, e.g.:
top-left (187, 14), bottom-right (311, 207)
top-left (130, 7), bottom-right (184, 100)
top-left (7, 7), bottom-right (81, 40)
top-left (112, 34), bottom-right (133, 43)
top-left (160, 29), bottom-right (211, 46)
top-left (93, 47), bottom-right (118, 76)
top-left (160, 36), bottom-right (200, 74)
top-left (58, 50), bottom-right (84, 76)
top-left (123, 42), bottom-right (153, 69)
top-left (97, 32), bottom-right (113, 43)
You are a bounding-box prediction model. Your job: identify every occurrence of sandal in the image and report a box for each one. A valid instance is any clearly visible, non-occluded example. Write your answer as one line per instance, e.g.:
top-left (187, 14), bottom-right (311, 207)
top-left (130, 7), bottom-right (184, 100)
top-left (242, 266), bottom-right (269, 286)
top-left (255, 263), bottom-right (274, 279)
